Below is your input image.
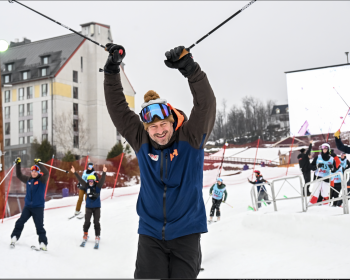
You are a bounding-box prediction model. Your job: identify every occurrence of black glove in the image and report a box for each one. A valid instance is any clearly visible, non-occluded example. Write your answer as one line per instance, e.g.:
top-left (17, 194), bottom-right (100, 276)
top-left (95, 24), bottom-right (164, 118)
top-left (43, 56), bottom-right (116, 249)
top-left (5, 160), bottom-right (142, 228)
top-left (328, 163), bottom-right (334, 170)
top-left (317, 163), bottom-right (323, 169)
top-left (164, 46), bottom-right (197, 78)
top-left (103, 43), bottom-right (126, 74)
top-left (15, 157), bottom-right (21, 165)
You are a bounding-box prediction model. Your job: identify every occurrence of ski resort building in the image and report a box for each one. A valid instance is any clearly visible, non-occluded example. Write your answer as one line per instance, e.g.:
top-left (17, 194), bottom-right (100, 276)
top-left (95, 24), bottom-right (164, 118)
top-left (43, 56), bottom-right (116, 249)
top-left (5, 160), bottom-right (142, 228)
top-left (0, 22), bottom-right (136, 168)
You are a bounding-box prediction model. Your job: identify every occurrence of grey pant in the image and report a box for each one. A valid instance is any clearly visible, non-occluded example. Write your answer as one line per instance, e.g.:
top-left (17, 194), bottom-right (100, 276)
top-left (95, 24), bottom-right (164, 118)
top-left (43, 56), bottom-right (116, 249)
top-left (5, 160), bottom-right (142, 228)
top-left (257, 191), bottom-right (270, 208)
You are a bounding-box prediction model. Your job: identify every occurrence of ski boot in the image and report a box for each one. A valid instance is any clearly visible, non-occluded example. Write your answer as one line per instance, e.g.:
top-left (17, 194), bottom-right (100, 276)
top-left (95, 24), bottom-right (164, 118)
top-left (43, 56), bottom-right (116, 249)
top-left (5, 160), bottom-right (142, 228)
top-left (94, 236), bottom-right (100, 249)
top-left (216, 217), bottom-right (221, 222)
top-left (83, 232), bottom-right (88, 241)
top-left (10, 236), bottom-right (17, 248)
top-left (40, 242), bottom-right (48, 251)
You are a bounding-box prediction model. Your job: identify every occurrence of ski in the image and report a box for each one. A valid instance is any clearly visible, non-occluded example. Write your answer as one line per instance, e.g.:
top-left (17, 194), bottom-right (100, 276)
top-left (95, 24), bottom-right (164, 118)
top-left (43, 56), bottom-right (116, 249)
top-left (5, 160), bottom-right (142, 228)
top-left (80, 236), bottom-right (89, 247)
top-left (248, 205), bottom-right (255, 211)
top-left (31, 245), bottom-right (46, 251)
top-left (69, 212), bottom-right (81, 220)
top-left (77, 214), bottom-right (85, 220)
top-left (94, 242), bottom-right (99, 249)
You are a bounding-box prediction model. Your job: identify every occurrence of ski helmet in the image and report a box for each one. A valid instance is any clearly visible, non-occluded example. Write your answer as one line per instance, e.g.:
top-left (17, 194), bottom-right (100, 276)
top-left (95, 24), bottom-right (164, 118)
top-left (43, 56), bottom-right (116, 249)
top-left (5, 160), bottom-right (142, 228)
top-left (254, 170), bottom-right (261, 175)
top-left (87, 162), bottom-right (94, 168)
top-left (217, 177), bottom-right (223, 183)
top-left (87, 175), bottom-right (96, 181)
top-left (321, 143), bottom-right (330, 151)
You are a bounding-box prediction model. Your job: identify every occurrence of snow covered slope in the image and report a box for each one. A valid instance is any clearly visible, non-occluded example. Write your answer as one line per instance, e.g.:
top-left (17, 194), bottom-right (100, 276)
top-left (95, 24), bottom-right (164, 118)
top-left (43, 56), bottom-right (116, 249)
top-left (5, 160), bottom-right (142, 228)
top-left (1, 166), bottom-right (350, 278)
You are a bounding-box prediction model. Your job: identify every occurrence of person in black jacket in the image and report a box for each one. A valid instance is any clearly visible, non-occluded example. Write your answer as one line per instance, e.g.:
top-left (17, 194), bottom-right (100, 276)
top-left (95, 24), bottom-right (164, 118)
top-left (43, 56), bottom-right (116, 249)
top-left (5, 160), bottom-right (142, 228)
top-left (10, 157), bottom-right (49, 251)
top-left (248, 170), bottom-right (271, 208)
top-left (297, 141), bottom-right (313, 196)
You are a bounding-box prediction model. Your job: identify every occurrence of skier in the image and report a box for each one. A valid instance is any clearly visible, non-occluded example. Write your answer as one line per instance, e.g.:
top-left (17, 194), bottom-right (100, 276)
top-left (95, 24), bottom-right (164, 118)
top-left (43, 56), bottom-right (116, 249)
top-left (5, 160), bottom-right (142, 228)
top-left (330, 161), bottom-right (345, 207)
top-left (309, 144), bottom-right (340, 205)
top-left (10, 158), bottom-right (49, 251)
top-left (208, 178), bottom-right (227, 223)
top-left (70, 164), bottom-right (106, 248)
top-left (297, 141), bottom-right (313, 196)
top-left (73, 162), bottom-right (99, 217)
top-left (248, 170), bottom-right (271, 208)
top-left (103, 44), bottom-right (215, 278)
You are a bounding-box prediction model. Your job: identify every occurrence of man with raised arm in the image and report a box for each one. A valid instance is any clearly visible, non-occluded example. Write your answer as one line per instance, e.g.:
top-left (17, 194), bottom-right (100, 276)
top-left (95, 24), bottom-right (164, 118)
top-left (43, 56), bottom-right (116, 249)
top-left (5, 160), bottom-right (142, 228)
top-left (103, 44), bottom-right (216, 279)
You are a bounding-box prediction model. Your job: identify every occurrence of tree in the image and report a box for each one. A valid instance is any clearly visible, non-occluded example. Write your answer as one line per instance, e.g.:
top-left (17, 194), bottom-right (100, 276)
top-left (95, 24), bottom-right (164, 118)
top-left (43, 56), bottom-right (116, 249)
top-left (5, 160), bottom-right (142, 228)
top-left (62, 151), bottom-right (75, 162)
top-left (32, 138), bottom-right (54, 163)
top-left (106, 142), bottom-right (132, 159)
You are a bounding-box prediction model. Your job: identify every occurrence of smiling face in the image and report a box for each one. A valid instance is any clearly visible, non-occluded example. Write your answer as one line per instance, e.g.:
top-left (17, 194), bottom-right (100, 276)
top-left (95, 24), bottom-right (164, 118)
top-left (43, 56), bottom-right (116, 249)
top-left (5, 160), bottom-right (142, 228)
top-left (147, 120), bottom-right (174, 146)
top-left (31, 169), bottom-right (39, 178)
top-left (323, 148), bottom-right (328, 154)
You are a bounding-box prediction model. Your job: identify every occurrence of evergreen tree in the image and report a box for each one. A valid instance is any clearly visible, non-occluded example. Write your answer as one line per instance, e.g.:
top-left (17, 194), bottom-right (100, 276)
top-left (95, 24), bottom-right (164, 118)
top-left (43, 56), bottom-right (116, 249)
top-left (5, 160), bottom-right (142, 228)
top-left (62, 150), bottom-right (75, 162)
top-left (107, 142), bottom-right (132, 159)
top-left (32, 138), bottom-right (54, 163)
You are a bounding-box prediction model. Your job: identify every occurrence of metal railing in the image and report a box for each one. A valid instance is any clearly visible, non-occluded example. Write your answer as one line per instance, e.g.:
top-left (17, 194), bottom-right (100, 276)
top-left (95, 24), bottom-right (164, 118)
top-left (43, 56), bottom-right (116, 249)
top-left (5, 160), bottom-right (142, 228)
top-left (304, 172), bottom-right (349, 214)
top-left (250, 182), bottom-right (277, 212)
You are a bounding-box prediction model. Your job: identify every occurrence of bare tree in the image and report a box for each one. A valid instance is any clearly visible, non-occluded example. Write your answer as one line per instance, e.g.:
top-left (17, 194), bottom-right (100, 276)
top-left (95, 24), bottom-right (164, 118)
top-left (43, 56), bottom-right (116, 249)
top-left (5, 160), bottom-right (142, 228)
top-left (53, 111), bottom-right (93, 158)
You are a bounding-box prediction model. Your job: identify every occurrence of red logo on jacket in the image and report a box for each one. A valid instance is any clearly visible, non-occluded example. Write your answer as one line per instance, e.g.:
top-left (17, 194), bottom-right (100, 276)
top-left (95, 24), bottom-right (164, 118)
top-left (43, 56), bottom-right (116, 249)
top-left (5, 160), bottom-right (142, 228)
top-left (34, 181), bottom-right (39, 185)
top-left (148, 153), bottom-right (159, 161)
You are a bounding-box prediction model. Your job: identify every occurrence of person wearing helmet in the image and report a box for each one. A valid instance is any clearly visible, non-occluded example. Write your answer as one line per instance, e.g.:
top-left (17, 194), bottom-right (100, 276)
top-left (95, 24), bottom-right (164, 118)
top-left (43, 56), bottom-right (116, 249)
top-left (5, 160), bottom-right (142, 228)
top-left (10, 158), bottom-right (49, 251)
top-left (71, 165), bottom-right (107, 246)
top-left (248, 170), bottom-right (271, 208)
top-left (208, 178), bottom-right (227, 223)
top-left (309, 144), bottom-right (340, 205)
top-left (73, 162), bottom-right (100, 217)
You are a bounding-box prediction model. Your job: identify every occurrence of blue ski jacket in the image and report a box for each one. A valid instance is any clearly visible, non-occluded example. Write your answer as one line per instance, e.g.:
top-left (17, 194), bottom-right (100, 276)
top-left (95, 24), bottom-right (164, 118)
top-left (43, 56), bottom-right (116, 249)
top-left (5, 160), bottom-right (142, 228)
top-left (16, 162), bottom-right (49, 208)
top-left (104, 64), bottom-right (216, 241)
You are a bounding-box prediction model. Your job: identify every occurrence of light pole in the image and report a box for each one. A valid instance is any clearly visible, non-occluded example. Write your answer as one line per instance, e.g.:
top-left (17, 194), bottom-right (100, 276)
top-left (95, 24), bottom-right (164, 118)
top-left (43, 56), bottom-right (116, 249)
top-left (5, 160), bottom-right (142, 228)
top-left (346, 52), bottom-right (349, 64)
top-left (0, 39), bottom-right (9, 218)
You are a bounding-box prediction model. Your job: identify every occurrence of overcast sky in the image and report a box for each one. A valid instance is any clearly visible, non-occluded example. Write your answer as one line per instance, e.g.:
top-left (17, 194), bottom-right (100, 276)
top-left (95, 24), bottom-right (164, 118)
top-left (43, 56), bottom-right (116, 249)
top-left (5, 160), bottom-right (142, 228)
top-left (1, 1), bottom-right (350, 117)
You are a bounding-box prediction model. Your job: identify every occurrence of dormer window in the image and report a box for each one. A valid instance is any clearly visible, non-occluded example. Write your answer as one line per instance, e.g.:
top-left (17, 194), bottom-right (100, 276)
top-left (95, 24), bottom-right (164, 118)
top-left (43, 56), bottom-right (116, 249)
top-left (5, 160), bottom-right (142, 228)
top-left (286, 107), bottom-right (289, 113)
top-left (22, 71), bottom-right (29, 80)
top-left (276, 108), bottom-right (280, 114)
top-left (41, 68), bottom-right (47, 77)
top-left (42, 56), bottom-right (49, 65)
top-left (4, 74), bottom-right (10, 83)
top-left (6, 63), bottom-right (13, 71)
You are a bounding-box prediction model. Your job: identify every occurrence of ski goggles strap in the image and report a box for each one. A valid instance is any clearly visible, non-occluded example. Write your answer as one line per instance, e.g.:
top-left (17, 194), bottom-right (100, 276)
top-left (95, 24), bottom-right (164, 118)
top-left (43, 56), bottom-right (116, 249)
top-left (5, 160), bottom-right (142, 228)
top-left (139, 103), bottom-right (171, 124)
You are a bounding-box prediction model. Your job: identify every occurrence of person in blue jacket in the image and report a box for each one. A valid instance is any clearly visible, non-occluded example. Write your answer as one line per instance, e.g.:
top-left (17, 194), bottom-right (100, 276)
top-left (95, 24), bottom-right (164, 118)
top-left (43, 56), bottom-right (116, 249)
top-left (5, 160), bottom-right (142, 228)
top-left (71, 164), bottom-right (106, 244)
top-left (208, 178), bottom-right (227, 223)
top-left (10, 157), bottom-right (49, 251)
top-left (248, 170), bottom-right (271, 208)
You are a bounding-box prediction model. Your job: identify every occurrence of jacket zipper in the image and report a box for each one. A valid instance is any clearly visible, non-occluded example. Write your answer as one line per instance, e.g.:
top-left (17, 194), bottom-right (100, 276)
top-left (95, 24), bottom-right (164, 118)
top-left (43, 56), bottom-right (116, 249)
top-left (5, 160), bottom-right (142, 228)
top-left (160, 151), bottom-right (168, 240)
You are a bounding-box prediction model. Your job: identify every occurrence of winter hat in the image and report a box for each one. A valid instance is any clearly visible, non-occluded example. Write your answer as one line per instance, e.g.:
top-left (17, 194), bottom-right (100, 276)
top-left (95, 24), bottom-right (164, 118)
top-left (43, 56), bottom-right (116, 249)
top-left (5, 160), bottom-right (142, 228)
top-left (141, 90), bottom-right (174, 131)
top-left (300, 148), bottom-right (306, 153)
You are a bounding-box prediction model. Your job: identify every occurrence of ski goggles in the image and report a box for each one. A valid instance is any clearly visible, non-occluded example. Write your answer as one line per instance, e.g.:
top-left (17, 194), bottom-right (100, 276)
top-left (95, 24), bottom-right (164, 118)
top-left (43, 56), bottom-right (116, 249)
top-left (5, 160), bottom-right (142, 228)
top-left (88, 180), bottom-right (95, 184)
top-left (31, 165), bottom-right (40, 172)
top-left (139, 104), bottom-right (171, 124)
top-left (88, 164), bottom-right (93, 169)
top-left (321, 145), bottom-right (329, 150)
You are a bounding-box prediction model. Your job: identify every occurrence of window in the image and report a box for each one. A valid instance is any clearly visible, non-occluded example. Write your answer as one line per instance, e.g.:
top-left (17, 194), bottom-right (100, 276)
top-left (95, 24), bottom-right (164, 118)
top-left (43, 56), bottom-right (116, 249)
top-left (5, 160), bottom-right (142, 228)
top-left (19, 121), bottom-right (24, 133)
top-left (5, 107), bottom-right (10, 119)
top-left (27, 86), bottom-right (33, 99)
top-left (42, 117), bottom-right (48, 131)
top-left (5, 91), bottom-right (10, 103)
top-left (42, 56), bottom-right (49, 65)
top-left (41, 68), bottom-right (47, 77)
top-left (286, 107), bottom-right (289, 113)
top-left (73, 87), bottom-right (78, 99)
top-left (4, 75), bottom-right (10, 83)
top-left (73, 135), bottom-right (79, 148)
top-left (19, 88), bottom-right (24, 100)
top-left (276, 108), bottom-right (280, 114)
top-left (19, 137), bottom-right (25, 145)
top-left (73, 103), bottom-right (78, 115)
top-left (81, 57), bottom-right (83, 72)
top-left (6, 64), bottom-right (13, 71)
top-left (5, 123), bottom-right (10, 135)
top-left (42, 134), bottom-right (48, 141)
top-left (42, 101), bottom-right (48, 114)
top-left (19, 104), bottom-right (24, 117)
top-left (5, 139), bottom-right (10, 147)
top-left (73, 70), bottom-right (78, 82)
top-left (41, 83), bottom-right (48, 97)
top-left (27, 103), bottom-right (33, 116)
top-left (22, 71), bottom-right (28, 80)
top-left (73, 119), bottom-right (79, 132)
top-left (27, 119), bottom-right (33, 132)
top-left (27, 136), bottom-right (34, 144)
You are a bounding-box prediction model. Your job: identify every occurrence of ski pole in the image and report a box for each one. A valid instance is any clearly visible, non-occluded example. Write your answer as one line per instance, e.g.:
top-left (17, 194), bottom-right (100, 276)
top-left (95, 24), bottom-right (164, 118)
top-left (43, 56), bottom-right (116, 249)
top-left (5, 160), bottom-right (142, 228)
top-left (223, 201), bottom-right (233, 208)
top-left (179, 0), bottom-right (257, 59)
top-left (7, 0), bottom-right (123, 55)
top-left (0, 164), bottom-right (16, 186)
top-left (333, 87), bottom-right (350, 108)
top-left (39, 162), bottom-right (69, 173)
top-left (205, 196), bottom-right (211, 205)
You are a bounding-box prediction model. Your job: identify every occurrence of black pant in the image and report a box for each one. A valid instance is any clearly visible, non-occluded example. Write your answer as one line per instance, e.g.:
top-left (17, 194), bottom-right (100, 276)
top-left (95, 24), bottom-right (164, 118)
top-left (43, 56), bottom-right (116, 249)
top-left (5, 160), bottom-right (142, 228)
top-left (134, 233), bottom-right (201, 279)
top-left (11, 206), bottom-right (48, 245)
top-left (210, 198), bottom-right (222, 217)
top-left (302, 171), bottom-right (311, 196)
top-left (83, 207), bottom-right (101, 236)
top-left (330, 183), bottom-right (342, 206)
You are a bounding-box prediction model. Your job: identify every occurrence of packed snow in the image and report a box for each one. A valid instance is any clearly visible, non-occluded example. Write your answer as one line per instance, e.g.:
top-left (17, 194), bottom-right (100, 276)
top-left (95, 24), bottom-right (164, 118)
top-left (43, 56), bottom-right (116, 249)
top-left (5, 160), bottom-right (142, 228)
top-left (1, 165), bottom-right (350, 278)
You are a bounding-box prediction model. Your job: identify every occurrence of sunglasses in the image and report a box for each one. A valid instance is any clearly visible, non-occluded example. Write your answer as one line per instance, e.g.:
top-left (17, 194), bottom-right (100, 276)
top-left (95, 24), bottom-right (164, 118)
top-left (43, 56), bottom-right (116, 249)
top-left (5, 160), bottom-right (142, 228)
top-left (139, 104), bottom-right (171, 124)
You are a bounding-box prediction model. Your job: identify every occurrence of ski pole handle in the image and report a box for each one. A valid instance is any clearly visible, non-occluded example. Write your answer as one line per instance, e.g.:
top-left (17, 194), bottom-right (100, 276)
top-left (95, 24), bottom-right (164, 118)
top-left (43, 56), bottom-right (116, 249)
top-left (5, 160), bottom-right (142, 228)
top-left (179, 48), bottom-right (189, 60)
